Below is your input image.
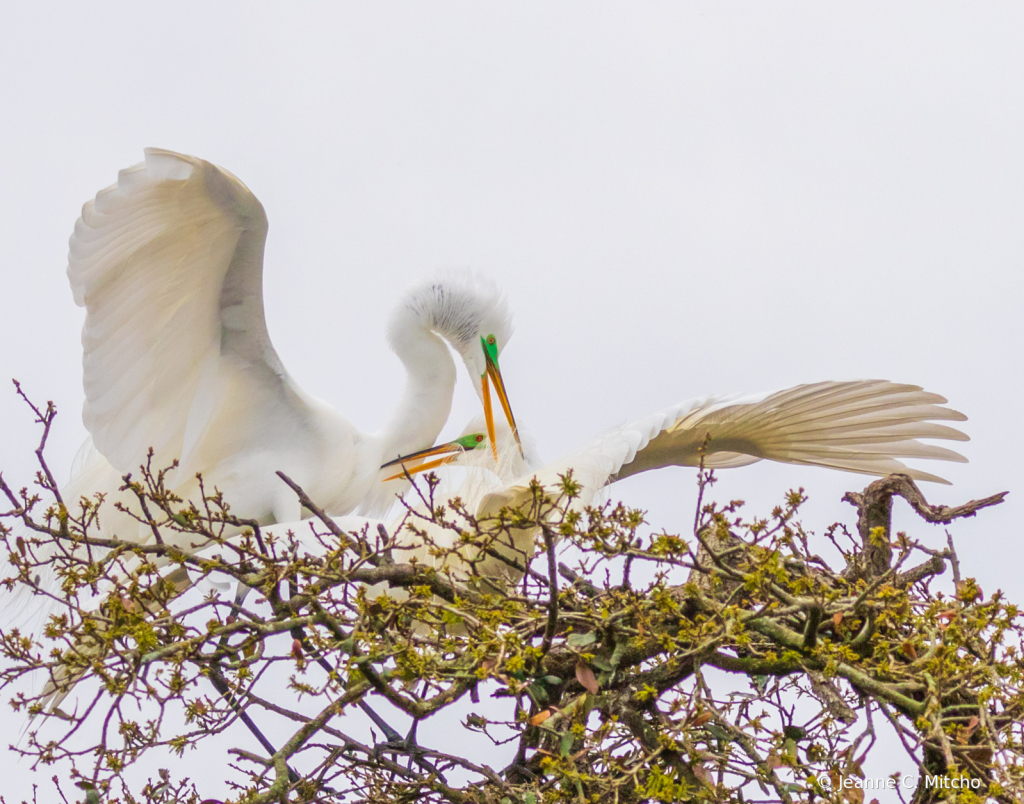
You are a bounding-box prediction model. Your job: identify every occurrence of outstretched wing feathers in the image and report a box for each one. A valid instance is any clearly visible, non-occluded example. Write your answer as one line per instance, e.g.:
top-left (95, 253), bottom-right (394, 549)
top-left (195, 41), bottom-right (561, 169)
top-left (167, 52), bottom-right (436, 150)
top-left (479, 381), bottom-right (969, 518)
top-left (752, 454), bottom-right (952, 486)
top-left (68, 149), bottom-right (283, 473)
top-left (616, 381), bottom-right (968, 484)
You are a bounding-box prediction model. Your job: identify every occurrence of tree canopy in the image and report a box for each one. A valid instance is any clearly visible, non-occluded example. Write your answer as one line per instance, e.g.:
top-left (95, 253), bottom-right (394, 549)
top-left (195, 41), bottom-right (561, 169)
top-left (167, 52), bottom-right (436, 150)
top-left (0, 394), bottom-right (1019, 804)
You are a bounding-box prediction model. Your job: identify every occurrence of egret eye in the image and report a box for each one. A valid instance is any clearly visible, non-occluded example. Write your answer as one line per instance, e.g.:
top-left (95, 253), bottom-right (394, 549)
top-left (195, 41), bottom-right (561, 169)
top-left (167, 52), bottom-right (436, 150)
top-left (475, 434), bottom-right (484, 442)
top-left (486, 335), bottom-right (496, 345)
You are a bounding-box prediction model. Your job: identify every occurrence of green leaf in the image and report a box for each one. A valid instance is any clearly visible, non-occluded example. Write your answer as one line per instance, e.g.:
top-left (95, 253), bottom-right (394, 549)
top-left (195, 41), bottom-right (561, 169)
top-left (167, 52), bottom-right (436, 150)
top-left (527, 682), bottom-right (549, 705)
top-left (567, 631), bottom-right (597, 647)
top-left (559, 731), bottom-right (574, 757)
top-left (540, 675), bottom-right (563, 685)
top-left (705, 723), bottom-right (734, 742)
top-left (783, 725), bottom-right (807, 742)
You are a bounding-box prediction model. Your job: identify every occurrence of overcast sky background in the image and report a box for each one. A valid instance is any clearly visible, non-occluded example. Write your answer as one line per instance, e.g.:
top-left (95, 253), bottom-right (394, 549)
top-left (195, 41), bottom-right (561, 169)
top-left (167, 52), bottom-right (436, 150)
top-left (1, 3), bottom-right (1023, 799)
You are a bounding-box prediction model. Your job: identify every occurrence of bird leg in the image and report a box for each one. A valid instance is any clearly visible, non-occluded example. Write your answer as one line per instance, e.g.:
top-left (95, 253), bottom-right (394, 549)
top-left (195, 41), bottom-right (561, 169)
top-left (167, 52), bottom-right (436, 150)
top-left (372, 718), bottom-right (418, 761)
top-left (294, 625), bottom-right (444, 776)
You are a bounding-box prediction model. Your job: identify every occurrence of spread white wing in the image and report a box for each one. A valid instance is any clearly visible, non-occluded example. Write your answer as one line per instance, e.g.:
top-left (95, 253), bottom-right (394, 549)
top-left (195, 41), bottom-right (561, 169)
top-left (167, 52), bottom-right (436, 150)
top-left (68, 149), bottom-right (316, 474)
top-left (480, 380), bottom-right (969, 516)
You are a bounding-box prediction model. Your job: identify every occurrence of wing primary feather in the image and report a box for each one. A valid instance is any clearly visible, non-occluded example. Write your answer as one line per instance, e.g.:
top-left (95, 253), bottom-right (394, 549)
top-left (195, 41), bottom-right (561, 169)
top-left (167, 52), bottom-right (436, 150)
top-left (68, 149), bottom-right (292, 475)
top-left (607, 380), bottom-right (968, 485)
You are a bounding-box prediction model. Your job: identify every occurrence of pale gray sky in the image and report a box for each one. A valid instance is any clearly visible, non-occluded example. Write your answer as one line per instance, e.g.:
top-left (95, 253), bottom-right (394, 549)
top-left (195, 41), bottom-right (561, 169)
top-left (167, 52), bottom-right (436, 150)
top-left (1, 3), bottom-right (1022, 799)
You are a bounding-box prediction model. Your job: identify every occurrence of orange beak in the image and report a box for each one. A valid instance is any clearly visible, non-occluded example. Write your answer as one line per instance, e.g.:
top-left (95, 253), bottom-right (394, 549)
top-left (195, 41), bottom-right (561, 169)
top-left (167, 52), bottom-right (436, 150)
top-left (482, 355), bottom-right (523, 461)
top-left (382, 455), bottom-right (454, 482)
top-left (380, 433), bottom-right (488, 481)
top-left (481, 372), bottom-right (499, 463)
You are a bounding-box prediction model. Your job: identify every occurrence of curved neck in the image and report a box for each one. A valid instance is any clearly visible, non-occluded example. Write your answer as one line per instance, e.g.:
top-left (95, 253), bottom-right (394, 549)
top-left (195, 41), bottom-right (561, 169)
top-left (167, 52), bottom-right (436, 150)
top-left (379, 320), bottom-right (457, 463)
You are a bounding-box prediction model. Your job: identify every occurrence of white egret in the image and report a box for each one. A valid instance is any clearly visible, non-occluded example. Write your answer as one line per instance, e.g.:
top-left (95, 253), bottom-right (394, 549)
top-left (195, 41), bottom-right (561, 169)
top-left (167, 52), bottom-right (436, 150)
top-left (376, 380), bottom-right (969, 581)
top-left (60, 148), bottom-right (520, 541)
top-left (150, 381), bottom-right (969, 727)
top-left (17, 150), bottom-right (521, 738)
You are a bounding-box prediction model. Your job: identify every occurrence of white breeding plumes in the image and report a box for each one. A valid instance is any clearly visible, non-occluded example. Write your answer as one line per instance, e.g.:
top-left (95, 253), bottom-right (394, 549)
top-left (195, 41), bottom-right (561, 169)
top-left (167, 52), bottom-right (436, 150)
top-left (11, 151), bottom-right (972, 717)
top-left (15, 150), bottom-right (524, 716)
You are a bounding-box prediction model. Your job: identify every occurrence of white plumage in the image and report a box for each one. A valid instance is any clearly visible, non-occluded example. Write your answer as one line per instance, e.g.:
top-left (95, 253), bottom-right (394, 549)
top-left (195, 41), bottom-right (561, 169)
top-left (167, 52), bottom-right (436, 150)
top-left (62, 149), bottom-right (518, 545)
top-left (477, 380), bottom-right (967, 519)
top-left (13, 150), bottom-right (973, 719)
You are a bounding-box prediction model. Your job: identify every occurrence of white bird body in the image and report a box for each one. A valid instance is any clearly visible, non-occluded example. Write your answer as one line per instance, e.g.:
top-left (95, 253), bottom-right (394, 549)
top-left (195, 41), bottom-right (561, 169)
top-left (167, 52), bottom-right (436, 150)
top-left (34, 336), bottom-right (970, 711)
top-left (175, 381), bottom-right (968, 650)
top-left (59, 149), bottom-right (514, 550)
top-left (473, 381), bottom-right (968, 564)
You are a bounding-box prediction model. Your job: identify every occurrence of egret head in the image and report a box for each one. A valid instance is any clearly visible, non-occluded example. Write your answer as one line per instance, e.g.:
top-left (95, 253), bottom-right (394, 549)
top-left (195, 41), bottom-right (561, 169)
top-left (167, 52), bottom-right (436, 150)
top-left (388, 273), bottom-right (521, 459)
